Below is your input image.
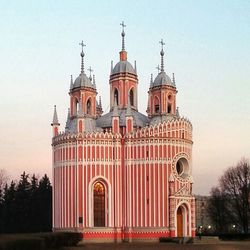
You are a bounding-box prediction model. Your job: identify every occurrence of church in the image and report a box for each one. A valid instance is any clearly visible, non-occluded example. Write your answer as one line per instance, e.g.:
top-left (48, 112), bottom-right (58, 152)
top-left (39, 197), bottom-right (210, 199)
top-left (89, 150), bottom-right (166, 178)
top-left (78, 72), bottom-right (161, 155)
top-left (51, 23), bottom-right (195, 242)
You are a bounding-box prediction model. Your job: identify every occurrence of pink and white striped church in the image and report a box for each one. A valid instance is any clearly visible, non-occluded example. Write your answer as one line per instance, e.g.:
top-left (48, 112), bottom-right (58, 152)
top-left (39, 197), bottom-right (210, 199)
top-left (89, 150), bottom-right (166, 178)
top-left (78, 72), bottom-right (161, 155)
top-left (51, 23), bottom-right (195, 242)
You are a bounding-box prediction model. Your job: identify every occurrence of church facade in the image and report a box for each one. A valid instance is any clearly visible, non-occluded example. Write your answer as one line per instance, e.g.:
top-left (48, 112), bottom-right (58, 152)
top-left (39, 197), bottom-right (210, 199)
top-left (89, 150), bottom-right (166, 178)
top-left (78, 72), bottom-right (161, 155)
top-left (51, 24), bottom-right (195, 242)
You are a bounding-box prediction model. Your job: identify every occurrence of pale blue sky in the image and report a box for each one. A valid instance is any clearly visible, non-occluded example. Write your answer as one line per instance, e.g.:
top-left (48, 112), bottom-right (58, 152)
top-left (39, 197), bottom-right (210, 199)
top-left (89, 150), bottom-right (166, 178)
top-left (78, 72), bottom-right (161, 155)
top-left (0, 0), bottom-right (249, 194)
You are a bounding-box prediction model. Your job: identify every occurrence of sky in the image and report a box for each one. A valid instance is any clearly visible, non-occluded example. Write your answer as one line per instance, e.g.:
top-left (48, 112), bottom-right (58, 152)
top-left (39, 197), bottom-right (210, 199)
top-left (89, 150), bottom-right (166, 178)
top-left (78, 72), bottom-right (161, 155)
top-left (0, 0), bottom-right (249, 195)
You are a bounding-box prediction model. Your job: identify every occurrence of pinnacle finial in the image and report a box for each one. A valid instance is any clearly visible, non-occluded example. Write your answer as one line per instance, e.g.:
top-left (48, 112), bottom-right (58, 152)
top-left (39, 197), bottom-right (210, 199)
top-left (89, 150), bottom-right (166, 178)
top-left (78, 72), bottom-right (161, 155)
top-left (99, 96), bottom-right (102, 107)
top-left (150, 73), bottom-right (153, 87)
top-left (65, 108), bottom-right (70, 130)
top-left (134, 60), bottom-right (137, 74)
top-left (52, 105), bottom-right (60, 125)
top-left (172, 73), bottom-right (176, 85)
top-left (120, 21), bottom-right (126, 51)
top-left (70, 75), bottom-right (73, 90)
top-left (88, 66), bottom-right (93, 81)
top-left (159, 39), bottom-right (165, 72)
top-left (176, 107), bottom-right (180, 117)
top-left (111, 60), bottom-right (113, 73)
top-left (79, 41), bottom-right (86, 74)
top-left (93, 74), bottom-right (96, 89)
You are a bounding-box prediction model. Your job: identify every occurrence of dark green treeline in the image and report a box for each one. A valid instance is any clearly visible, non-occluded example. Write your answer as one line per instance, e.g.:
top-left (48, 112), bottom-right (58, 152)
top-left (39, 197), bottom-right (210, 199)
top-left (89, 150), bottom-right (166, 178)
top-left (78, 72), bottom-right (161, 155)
top-left (0, 172), bottom-right (52, 233)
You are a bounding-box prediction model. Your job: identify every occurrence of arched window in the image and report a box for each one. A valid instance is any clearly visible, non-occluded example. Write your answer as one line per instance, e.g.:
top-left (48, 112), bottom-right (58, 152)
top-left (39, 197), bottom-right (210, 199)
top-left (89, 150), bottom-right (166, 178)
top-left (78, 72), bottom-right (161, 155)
top-left (94, 182), bottom-right (105, 227)
top-left (75, 99), bottom-right (79, 115)
top-left (154, 96), bottom-right (160, 113)
top-left (129, 88), bottom-right (134, 106)
top-left (114, 88), bottom-right (119, 105)
top-left (87, 98), bottom-right (91, 115)
top-left (167, 103), bottom-right (171, 114)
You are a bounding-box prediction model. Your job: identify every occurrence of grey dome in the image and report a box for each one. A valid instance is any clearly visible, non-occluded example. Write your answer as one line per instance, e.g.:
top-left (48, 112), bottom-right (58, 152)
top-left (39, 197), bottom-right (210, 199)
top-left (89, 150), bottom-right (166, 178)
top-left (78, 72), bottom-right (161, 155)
top-left (112, 61), bottom-right (136, 74)
top-left (153, 71), bottom-right (175, 87)
top-left (73, 73), bottom-right (94, 89)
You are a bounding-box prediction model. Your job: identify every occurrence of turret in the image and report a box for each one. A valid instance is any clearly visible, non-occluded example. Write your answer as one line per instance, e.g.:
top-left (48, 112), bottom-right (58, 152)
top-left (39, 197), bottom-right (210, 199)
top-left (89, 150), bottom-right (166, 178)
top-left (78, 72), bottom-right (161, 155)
top-left (51, 105), bottom-right (60, 136)
top-left (148, 39), bottom-right (177, 118)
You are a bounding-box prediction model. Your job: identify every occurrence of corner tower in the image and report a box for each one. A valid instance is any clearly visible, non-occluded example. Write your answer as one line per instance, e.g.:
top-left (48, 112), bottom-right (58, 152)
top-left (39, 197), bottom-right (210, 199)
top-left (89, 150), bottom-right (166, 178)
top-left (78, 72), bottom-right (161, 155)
top-left (147, 39), bottom-right (178, 123)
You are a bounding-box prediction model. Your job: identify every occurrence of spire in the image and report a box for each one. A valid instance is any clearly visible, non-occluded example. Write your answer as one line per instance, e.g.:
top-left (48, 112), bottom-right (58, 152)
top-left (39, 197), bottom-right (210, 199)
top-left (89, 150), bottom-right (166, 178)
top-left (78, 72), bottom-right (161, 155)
top-left (79, 41), bottom-right (86, 74)
top-left (134, 60), bottom-right (137, 74)
top-left (172, 72), bottom-right (176, 85)
top-left (159, 39), bottom-right (165, 72)
top-left (119, 21), bottom-right (127, 61)
top-left (88, 66), bottom-right (93, 81)
top-left (120, 21), bottom-right (126, 51)
top-left (150, 73), bottom-right (153, 88)
top-left (147, 94), bottom-right (150, 113)
top-left (93, 74), bottom-right (96, 89)
top-left (111, 60), bottom-right (113, 74)
top-left (65, 108), bottom-right (71, 130)
top-left (70, 75), bottom-right (73, 90)
top-left (51, 105), bottom-right (60, 125)
top-left (99, 96), bottom-right (102, 108)
top-left (176, 107), bottom-right (180, 118)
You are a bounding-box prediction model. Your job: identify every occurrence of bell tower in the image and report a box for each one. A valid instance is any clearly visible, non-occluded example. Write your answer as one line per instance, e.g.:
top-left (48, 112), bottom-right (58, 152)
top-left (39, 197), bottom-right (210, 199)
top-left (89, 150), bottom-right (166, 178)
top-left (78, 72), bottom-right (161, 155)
top-left (147, 39), bottom-right (177, 118)
top-left (68, 41), bottom-right (98, 132)
top-left (109, 22), bottom-right (138, 111)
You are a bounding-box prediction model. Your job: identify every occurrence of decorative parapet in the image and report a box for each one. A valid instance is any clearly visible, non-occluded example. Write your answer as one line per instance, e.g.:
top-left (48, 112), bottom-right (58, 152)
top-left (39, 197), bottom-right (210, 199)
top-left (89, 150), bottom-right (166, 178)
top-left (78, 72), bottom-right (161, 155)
top-left (126, 117), bottom-right (192, 141)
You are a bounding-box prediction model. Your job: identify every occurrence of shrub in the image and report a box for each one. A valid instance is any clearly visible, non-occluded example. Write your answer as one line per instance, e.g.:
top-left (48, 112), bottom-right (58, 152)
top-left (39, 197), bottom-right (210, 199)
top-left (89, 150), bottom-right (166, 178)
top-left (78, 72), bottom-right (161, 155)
top-left (0, 232), bottom-right (82, 250)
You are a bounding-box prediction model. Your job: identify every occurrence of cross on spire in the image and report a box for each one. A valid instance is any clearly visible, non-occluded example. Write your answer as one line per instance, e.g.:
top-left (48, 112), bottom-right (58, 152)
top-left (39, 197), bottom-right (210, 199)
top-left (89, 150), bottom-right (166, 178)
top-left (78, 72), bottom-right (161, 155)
top-left (156, 64), bottom-right (160, 74)
top-left (79, 40), bottom-right (86, 52)
top-left (120, 21), bottom-right (126, 51)
top-left (159, 39), bottom-right (165, 50)
top-left (88, 66), bottom-right (93, 81)
top-left (79, 41), bottom-right (86, 73)
top-left (120, 21), bottom-right (126, 31)
top-left (159, 38), bottom-right (165, 72)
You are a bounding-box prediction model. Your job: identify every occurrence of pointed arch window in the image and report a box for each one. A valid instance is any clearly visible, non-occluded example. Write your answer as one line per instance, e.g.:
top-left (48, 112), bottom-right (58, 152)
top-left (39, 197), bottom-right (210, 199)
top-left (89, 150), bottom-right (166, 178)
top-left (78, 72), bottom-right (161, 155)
top-left (87, 98), bottom-right (91, 115)
top-left (167, 103), bottom-right (172, 114)
top-left (114, 88), bottom-right (119, 105)
top-left (75, 99), bottom-right (79, 115)
top-left (129, 88), bottom-right (134, 106)
top-left (94, 182), bottom-right (105, 227)
top-left (154, 96), bottom-right (160, 114)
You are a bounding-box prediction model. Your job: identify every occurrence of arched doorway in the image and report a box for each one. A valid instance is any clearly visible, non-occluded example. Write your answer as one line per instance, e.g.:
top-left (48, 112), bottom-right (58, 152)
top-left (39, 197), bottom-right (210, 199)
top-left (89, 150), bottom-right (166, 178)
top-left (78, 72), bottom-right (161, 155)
top-left (177, 206), bottom-right (184, 237)
top-left (94, 182), bottom-right (105, 227)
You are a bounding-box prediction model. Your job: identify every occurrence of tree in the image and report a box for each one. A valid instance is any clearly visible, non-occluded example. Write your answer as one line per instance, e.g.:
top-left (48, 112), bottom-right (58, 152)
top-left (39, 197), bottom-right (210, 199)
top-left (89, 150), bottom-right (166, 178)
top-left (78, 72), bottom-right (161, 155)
top-left (0, 169), bottom-right (9, 191)
top-left (1, 181), bottom-right (16, 233)
top-left (207, 187), bottom-right (231, 233)
top-left (37, 174), bottom-right (52, 232)
top-left (219, 158), bottom-right (250, 234)
top-left (0, 172), bottom-right (52, 233)
top-left (208, 158), bottom-right (250, 234)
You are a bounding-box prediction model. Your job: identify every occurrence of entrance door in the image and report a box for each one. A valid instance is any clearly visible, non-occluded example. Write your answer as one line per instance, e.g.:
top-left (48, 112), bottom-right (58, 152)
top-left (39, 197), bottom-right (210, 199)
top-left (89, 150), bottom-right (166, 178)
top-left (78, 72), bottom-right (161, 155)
top-left (94, 182), bottom-right (105, 227)
top-left (177, 206), bottom-right (183, 237)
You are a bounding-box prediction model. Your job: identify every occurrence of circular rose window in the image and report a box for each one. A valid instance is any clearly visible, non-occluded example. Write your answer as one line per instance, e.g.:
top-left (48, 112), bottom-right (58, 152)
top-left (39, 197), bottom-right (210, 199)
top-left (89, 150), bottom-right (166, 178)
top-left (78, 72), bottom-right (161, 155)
top-left (176, 158), bottom-right (189, 179)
